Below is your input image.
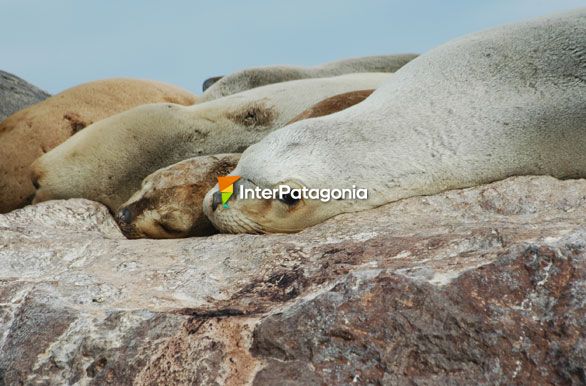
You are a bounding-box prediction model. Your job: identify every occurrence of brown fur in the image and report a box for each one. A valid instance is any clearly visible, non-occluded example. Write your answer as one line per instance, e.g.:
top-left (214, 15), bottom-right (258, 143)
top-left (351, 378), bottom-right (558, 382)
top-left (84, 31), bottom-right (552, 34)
top-left (227, 101), bottom-right (277, 129)
top-left (0, 78), bottom-right (197, 213)
top-left (286, 89), bottom-right (374, 125)
top-left (117, 154), bottom-right (240, 239)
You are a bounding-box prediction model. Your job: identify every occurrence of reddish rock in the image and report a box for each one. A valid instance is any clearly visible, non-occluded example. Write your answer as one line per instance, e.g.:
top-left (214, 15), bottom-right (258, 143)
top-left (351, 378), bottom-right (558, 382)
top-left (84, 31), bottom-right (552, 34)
top-left (252, 242), bottom-right (586, 385)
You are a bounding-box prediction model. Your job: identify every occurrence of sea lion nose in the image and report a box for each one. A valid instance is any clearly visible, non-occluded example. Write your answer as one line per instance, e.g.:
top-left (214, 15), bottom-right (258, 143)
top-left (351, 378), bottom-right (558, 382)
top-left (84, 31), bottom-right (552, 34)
top-left (211, 191), bottom-right (222, 211)
top-left (118, 207), bottom-right (133, 224)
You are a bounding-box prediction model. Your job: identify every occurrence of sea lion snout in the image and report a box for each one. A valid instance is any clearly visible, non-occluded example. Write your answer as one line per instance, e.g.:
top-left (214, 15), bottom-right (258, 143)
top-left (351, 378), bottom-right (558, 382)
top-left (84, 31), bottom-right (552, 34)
top-left (118, 207), bottom-right (133, 224)
top-left (30, 165), bottom-right (48, 204)
top-left (115, 205), bottom-right (142, 239)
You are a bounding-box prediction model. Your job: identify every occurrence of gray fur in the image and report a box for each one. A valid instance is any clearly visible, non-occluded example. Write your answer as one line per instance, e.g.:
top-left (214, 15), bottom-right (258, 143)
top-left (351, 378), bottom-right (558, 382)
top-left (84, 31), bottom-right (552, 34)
top-left (201, 54), bottom-right (417, 101)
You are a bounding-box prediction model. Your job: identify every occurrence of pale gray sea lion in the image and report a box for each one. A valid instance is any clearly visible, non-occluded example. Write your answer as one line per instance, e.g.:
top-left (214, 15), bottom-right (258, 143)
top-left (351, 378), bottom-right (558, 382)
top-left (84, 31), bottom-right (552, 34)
top-left (204, 10), bottom-right (586, 233)
top-left (200, 54), bottom-right (416, 101)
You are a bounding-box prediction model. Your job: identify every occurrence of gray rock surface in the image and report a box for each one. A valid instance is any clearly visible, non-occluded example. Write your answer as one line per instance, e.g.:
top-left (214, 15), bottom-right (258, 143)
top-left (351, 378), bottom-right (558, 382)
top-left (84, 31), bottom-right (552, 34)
top-left (0, 70), bottom-right (49, 122)
top-left (0, 176), bottom-right (585, 384)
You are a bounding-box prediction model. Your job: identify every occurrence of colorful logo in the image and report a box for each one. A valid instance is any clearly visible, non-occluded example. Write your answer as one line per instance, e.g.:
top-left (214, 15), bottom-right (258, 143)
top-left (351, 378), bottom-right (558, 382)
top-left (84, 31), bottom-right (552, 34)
top-left (217, 176), bottom-right (240, 208)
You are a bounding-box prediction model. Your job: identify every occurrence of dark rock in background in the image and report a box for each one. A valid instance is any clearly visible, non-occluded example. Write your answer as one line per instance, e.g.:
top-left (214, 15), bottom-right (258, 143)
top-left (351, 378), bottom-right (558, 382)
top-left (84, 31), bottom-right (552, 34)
top-left (0, 70), bottom-right (49, 122)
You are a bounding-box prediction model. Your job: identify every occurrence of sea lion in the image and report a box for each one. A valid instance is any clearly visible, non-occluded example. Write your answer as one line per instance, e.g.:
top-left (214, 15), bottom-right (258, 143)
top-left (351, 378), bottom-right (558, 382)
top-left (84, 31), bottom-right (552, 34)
top-left (203, 10), bottom-right (586, 234)
top-left (116, 154), bottom-right (240, 239)
top-left (0, 78), bottom-right (197, 213)
top-left (200, 54), bottom-right (416, 101)
top-left (0, 70), bottom-right (49, 121)
top-left (286, 89), bottom-right (374, 124)
top-left (32, 73), bottom-right (390, 212)
top-left (116, 91), bottom-right (374, 239)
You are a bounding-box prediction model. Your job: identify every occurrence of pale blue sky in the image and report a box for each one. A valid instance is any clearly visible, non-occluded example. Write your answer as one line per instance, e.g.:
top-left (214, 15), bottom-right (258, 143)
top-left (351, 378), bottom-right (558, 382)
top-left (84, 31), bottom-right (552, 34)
top-left (1, 0), bottom-right (584, 94)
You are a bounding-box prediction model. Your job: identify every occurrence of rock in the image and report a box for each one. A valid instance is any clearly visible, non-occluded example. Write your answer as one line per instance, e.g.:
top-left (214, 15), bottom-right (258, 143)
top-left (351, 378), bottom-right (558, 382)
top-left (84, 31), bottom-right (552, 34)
top-left (0, 70), bottom-right (49, 122)
top-left (0, 176), bottom-right (584, 384)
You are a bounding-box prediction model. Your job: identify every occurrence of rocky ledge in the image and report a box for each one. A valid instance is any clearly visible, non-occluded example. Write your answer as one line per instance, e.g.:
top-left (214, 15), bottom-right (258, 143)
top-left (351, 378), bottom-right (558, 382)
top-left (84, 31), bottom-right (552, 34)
top-left (0, 176), bottom-right (585, 385)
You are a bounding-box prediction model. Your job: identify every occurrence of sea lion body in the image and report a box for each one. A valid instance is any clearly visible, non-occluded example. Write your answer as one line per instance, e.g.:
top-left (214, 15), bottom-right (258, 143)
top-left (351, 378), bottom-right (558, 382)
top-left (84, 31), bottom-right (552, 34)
top-left (204, 10), bottom-right (586, 234)
top-left (116, 154), bottom-right (240, 239)
top-left (0, 78), bottom-right (197, 213)
top-left (201, 54), bottom-right (416, 101)
top-left (32, 73), bottom-right (389, 211)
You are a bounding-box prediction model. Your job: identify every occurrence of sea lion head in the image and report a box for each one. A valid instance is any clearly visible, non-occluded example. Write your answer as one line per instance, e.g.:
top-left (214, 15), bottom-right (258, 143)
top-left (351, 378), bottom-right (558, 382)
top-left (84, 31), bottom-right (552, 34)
top-left (116, 182), bottom-right (211, 239)
top-left (29, 101), bottom-right (257, 212)
top-left (30, 103), bottom-right (195, 211)
top-left (203, 177), bottom-right (342, 234)
top-left (116, 154), bottom-right (240, 239)
top-left (203, 116), bottom-right (379, 234)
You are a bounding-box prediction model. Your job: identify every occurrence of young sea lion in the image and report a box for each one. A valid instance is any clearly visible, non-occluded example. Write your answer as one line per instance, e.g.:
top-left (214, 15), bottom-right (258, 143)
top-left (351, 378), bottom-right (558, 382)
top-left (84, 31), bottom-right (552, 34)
top-left (116, 154), bottom-right (240, 239)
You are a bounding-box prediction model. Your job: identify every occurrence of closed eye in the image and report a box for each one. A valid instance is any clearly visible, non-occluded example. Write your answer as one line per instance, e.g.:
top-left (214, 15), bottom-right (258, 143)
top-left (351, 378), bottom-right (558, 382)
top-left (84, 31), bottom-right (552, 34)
top-left (278, 193), bottom-right (300, 206)
top-left (157, 221), bottom-right (183, 235)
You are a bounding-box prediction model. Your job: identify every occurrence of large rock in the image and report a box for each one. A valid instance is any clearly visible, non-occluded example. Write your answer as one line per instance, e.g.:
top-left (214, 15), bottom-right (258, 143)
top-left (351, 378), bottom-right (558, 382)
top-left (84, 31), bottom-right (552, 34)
top-left (0, 70), bottom-right (49, 122)
top-left (0, 176), bottom-right (584, 384)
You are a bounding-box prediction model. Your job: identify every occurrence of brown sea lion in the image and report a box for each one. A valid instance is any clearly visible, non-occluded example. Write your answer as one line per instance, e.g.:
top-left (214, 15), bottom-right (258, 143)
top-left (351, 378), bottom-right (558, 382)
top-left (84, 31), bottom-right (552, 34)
top-left (116, 154), bottom-right (240, 239)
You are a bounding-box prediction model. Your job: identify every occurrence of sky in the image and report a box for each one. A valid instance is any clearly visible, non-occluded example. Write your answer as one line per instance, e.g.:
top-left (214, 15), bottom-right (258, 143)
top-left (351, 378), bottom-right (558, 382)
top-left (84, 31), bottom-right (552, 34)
top-left (1, 0), bottom-right (584, 95)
